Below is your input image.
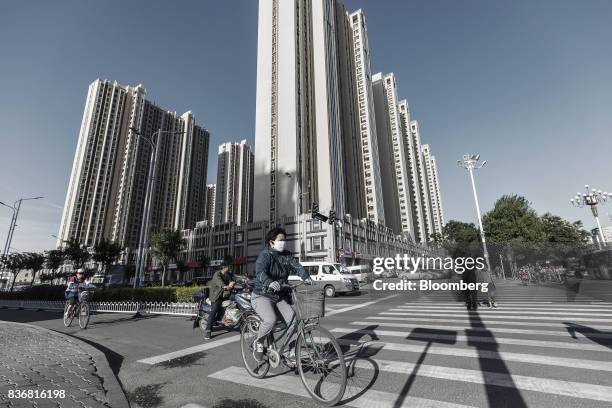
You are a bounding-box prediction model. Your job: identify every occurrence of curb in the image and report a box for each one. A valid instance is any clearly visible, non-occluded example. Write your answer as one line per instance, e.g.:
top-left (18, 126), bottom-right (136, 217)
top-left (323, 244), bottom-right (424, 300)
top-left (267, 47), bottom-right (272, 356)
top-left (13, 322), bottom-right (130, 408)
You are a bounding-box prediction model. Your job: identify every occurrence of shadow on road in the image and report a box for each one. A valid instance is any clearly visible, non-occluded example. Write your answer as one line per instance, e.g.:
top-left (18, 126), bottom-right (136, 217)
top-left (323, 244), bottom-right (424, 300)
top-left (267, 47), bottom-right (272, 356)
top-left (564, 322), bottom-right (612, 350)
top-left (0, 308), bottom-right (62, 323)
top-left (467, 311), bottom-right (528, 408)
top-left (64, 332), bottom-right (125, 377)
top-left (87, 313), bottom-right (158, 328)
top-left (337, 325), bottom-right (381, 404)
top-left (393, 328), bottom-right (457, 408)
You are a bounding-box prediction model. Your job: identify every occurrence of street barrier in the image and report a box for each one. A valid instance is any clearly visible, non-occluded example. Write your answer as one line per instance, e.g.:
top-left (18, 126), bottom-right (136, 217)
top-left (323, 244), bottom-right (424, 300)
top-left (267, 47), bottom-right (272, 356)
top-left (0, 300), bottom-right (199, 316)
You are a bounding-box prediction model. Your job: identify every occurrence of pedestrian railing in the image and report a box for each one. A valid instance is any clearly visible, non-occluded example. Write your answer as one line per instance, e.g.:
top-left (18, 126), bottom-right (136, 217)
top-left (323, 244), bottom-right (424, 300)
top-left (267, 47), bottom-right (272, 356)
top-left (0, 300), bottom-right (199, 316)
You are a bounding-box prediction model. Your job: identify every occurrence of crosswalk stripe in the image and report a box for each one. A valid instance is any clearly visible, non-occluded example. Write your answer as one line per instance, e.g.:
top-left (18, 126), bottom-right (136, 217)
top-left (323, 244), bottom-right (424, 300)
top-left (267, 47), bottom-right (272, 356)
top-left (349, 358), bottom-right (612, 402)
top-left (395, 305), bottom-right (612, 312)
top-left (136, 335), bottom-right (240, 365)
top-left (350, 321), bottom-right (612, 339)
top-left (326, 294), bottom-right (399, 317)
top-left (410, 301), bottom-right (612, 305)
top-left (332, 328), bottom-right (611, 352)
top-left (380, 311), bottom-right (612, 323)
top-left (408, 302), bottom-right (612, 307)
top-left (388, 308), bottom-right (612, 317)
top-left (337, 339), bottom-right (612, 372)
top-left (364, 315), bottom-right (612, 330)
top-left (208, 366), bottom-right (477, 408)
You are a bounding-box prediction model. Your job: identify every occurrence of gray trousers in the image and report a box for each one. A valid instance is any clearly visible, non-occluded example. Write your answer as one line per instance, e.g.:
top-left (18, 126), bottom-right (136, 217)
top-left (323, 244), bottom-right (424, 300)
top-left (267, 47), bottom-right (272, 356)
top-left (251, 293), bottom-right (295, 342)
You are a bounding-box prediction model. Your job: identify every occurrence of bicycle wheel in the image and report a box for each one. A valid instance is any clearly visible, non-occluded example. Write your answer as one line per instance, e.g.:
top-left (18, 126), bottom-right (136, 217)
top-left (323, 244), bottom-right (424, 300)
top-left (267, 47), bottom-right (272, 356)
top-left (240, 315), bottom-right (270, 378)
top-left (78, 302), bottom-right (90, 329)
top-left (296, 324), bottom-right (346, 406)
top-left (63, 302), bottom-right (75, 327)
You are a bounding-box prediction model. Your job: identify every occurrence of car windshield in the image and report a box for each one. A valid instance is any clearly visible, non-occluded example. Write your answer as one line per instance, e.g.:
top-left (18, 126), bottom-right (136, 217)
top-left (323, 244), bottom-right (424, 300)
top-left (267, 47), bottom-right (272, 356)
top-left (335, 264), bottom-right (351, 274)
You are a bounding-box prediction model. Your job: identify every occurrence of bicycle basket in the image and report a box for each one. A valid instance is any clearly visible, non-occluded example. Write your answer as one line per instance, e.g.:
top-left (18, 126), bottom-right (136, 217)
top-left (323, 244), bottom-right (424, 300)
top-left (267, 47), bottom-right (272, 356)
top-left (292, 286), bottom-right (325, 320)
top-left (79, 291), bottom-right (92, 302)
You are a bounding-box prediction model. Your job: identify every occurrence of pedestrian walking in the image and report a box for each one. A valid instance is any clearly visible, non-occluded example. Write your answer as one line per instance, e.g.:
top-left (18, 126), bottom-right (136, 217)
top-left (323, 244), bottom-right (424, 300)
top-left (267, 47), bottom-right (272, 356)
top-left (478, 267), bottom-right (497, 308)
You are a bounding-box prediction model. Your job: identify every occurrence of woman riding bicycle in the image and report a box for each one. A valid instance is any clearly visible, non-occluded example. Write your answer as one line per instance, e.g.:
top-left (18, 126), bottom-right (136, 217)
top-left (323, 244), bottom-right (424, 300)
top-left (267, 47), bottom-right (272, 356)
top-left (65, 268), bottom-right (89, 306)
top-left (251, 227), bottom-right (312, 361)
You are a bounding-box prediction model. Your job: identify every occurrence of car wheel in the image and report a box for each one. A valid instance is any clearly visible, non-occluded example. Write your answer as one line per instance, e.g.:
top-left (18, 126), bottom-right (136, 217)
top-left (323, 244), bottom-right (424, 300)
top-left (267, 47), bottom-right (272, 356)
top-left (324, 285), bottom-right (335, 297)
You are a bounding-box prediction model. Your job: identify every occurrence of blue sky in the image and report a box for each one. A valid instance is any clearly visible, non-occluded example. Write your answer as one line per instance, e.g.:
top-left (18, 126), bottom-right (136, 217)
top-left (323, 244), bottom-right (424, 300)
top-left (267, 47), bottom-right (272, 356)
top-left (1, 0), bottom-right (611, 252)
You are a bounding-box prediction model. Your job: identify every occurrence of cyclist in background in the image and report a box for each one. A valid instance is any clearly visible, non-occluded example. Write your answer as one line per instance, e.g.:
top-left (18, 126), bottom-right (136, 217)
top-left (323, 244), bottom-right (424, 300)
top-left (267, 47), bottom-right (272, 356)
top-left (64, 268), bottom-right (90, 314)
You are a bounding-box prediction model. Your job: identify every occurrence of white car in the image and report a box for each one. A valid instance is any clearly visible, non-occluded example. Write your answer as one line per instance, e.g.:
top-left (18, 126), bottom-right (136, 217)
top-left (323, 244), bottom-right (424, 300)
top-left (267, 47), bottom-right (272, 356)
top-left (289, 262), bottom-right (360, 297)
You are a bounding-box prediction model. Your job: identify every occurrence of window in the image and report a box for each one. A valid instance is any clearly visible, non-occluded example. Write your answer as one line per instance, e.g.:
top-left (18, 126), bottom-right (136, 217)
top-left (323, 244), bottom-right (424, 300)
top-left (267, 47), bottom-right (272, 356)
top-left (322, 265), bottom-right (335, 275)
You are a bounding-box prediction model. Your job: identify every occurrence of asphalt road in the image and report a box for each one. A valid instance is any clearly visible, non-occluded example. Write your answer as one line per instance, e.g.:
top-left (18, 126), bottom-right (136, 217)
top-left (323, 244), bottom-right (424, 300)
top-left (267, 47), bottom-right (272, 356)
top-left (1, 280), bottom-right (612, 408)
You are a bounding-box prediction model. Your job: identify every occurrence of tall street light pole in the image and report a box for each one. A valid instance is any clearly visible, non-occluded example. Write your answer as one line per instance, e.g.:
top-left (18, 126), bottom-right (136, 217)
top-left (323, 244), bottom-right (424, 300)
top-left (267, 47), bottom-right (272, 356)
top-left (571, 185), bottom-right (609, 246)
top-left (457, 154), bottom-right (491, 272)
top-left (130, 127), bottom-right (185, 288)
top-left (0, 196), bottom-right (43, 289)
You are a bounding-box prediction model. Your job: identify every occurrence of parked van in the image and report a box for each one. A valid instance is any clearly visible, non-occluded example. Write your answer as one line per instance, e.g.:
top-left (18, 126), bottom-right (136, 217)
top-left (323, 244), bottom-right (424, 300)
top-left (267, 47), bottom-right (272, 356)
top-left (289, 262), bottom-right (360, 297)
top-left (345, 265), bottom-right (372, 284)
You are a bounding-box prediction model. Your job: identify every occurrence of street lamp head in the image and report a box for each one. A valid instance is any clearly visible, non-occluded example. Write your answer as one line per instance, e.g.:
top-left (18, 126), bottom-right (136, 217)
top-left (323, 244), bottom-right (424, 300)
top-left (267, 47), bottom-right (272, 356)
top-left (585, 184), bottom-right (589, 190)
top-left (473, 154), bottom-right (480, 161)
top-left (481, 160), bottom-right (487, 167)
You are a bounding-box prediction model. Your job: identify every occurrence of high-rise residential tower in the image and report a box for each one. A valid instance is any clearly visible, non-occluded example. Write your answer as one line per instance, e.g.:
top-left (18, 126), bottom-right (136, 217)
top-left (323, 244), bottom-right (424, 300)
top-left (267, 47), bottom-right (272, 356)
top-left (214, 140), bottom-right (254, 226)
top-left (205, 184), bottom-right (216, 227)
top-left (409, 119), bottom-right (434, 240)
top-left (422, 144), bottom-right (444, 236)
top-left (348, 9), bottom-right (385, 224)
top-left (372, 72), bottom-right (414, 239)
top-left (58, 79), bottom-right (209, 249)
top-left (398, 100), bottom-right (426, 243)
top-left (254, 0), bottom-right (371, 224)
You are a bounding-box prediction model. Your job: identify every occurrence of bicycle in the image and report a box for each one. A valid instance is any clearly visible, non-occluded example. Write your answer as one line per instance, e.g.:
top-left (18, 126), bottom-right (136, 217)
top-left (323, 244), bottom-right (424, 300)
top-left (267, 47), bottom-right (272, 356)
top-left (63, 290), bottom-right (91, 329)
top-left (240, 282), bottom-right (347, 406)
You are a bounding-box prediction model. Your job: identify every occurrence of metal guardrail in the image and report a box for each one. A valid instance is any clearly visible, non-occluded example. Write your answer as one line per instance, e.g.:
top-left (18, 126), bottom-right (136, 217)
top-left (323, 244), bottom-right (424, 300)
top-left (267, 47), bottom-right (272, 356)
top-left (0, 300), bottom-right (199, 316)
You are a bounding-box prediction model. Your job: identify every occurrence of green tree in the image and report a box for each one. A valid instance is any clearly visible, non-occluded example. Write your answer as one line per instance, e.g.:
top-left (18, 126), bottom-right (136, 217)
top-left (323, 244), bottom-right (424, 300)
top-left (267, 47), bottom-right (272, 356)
top-left (149, 229), bottom-right (186, 287)
top-left (2, 253), bottom-right (27, 291)
top-left (442, 220), bottom-right (480, 243)
top-left (541, 214), bottom-right (589, 244)
top-left (22, 252), bottom-right (46, 288)
top-left (539, 214), bottom-right (589, 264)
top-left (45, 249), bottom-right (64, 284)
top-left (483, 195), bottom-right (545, 243)
top-left (436, 220), bottom-right (482, 259)
top-left (92, 238), bottom-right (123, 285)
top-left (63, 239), bottom-right (91, 270)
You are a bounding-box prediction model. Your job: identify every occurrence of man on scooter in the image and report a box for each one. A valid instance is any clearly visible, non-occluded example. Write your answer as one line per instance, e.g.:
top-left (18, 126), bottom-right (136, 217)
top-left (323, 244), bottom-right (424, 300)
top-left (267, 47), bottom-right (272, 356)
top-left (204, 255), bottom-right (235, 340)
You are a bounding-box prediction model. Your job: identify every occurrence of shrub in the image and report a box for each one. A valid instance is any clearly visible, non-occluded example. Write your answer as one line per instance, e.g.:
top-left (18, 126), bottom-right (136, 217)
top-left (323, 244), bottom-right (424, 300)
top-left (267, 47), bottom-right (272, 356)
top-left (0, 285), bottom-right (208, 302)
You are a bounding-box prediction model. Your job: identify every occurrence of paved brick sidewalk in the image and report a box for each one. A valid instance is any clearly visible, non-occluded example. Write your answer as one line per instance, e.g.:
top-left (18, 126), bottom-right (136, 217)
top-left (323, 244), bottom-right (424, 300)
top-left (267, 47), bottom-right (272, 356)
top-left (0, 321), bottom-right (129, 408)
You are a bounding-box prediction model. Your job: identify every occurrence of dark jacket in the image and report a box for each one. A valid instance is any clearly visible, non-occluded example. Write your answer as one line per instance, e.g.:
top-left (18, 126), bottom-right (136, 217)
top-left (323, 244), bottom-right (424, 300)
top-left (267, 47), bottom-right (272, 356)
top-left (208, 270), bottom-right (233, 302)
top-left (254, 248), bottom-right (309, 295)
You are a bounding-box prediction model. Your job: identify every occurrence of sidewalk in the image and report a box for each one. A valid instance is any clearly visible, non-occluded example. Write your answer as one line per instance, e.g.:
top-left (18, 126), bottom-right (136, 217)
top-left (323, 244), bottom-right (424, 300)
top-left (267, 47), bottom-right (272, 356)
top-left (0, 321), bottom-right (129, 408)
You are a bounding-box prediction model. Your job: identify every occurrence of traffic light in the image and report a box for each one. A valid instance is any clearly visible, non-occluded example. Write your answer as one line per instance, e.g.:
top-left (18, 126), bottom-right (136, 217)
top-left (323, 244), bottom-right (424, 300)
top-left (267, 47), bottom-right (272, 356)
top-left (311, 202), bottom-right (319, 215)
top-left (328, 210), bottom-right (336, 225)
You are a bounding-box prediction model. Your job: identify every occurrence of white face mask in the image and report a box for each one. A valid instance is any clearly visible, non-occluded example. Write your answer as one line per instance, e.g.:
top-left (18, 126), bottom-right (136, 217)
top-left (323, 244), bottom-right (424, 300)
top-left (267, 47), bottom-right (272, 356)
top-left (271, 240), bottom-right (286, 252)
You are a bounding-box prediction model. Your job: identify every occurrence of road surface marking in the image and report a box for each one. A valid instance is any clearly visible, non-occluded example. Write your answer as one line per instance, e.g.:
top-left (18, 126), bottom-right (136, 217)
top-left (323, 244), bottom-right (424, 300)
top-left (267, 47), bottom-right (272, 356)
top-left (387, 308), bottom-right (612, 317)
top-left (332, 328), bottom-right (611, 352)
top-left (325, 294), bottom-right (399, 317)
top-left (380, 311), bottom-right (612, 323)
top-left (396, 305), bottom-right (612, 312)
top-left (137, 334), bottom-right (240, 365)
top-left (365, 315), bottom-right (612, 330)
top-left (208, 366), bottom-right (477, 408)
top-left (350, 358), bottom-right (612, 402)
top-left (407, 302), bottom-right (612, 307)
top-left (350, 321), bottom-right (612, 339)
top-left (337, 339), bottom-right (612, 372)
